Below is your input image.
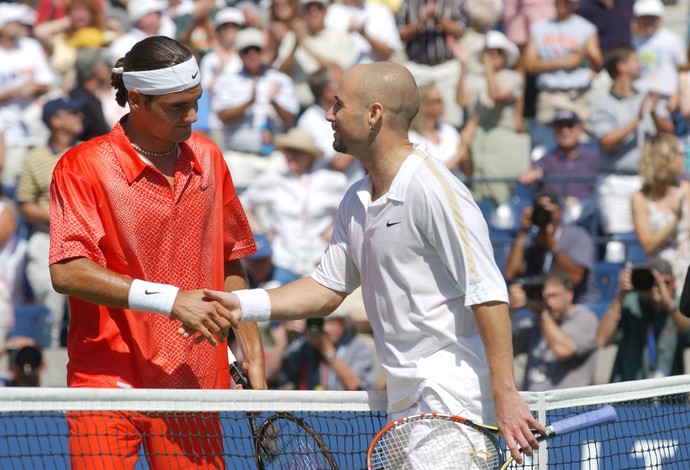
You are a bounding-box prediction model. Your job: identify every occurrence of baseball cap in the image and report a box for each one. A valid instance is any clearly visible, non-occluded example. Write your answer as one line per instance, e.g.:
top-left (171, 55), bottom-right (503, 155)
top-left (13, 346), bottom-right (43, 377)
top-left (553, 109), bottom-right (581, 125)
top-left (633, 0), bottom-right (664, 17)
top-left (213, 7), bottom-right (246, 29)
top-left (128, 0), bottom-right (168, 23)
top-left (42, 97), bottom-right (84, 126)
top-left (247, 233), bottom-right (272, 260)
top-left (235, 28), bottom-right (265, 51)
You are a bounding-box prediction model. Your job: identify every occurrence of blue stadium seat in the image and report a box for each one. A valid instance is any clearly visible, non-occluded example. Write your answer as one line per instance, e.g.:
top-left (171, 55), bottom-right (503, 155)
top-left (9, 304), bottom-right (50, 348)
top-left (475, 199), bottom-right (495, 222)
top-left (593, 261), bottom-right (623, 300)
top-left (611, 232), bottom-right (647, 263)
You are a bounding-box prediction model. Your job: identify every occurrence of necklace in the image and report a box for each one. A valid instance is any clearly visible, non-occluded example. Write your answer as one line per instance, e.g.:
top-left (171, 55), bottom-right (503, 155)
top-left (131, 142), bottom-right (178, 158)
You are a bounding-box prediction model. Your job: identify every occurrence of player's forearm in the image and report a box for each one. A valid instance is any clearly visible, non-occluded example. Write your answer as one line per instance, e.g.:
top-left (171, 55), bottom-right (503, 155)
top-left (50, 257), bottom-right (132, 307)
top-left (473, 301), bottom-right (520, 394)
top-left (268, 277), bottom-right (346, 320)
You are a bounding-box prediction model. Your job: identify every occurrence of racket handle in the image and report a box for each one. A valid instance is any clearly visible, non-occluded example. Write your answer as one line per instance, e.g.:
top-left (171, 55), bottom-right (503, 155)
top-left (228, 346), bottom-right (251, 388)
top-left (547, 405), bottom-right (617, 437)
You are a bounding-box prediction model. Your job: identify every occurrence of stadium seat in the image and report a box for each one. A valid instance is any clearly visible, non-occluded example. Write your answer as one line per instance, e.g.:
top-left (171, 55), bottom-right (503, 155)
top-left (475, 198), bottom-right (495, 222)
top-left (8, 304), bottom-right (51, 348)
top-left (593, 261), bottom-right (623, 300)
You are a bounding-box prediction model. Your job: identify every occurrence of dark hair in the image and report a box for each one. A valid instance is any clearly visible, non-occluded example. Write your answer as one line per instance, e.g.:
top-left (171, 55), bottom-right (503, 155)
top-left (308, 67), bottom-right (331, 102)
top-left (111, 36), bottom-right (193, 107)
top-left (603, 45), bottom-right (635, 79)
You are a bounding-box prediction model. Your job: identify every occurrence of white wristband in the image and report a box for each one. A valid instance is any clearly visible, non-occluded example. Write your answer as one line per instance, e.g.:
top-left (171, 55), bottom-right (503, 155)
top-left (234, 289), bottom-right (271, 323)
top-left (128, 279), bottom-right (179, 316)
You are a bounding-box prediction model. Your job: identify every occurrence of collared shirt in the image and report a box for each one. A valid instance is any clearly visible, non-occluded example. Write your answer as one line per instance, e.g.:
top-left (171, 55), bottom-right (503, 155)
top-left (590, 90), bottom-right (670, 174)
top-left (312, 148), bottom-right (507, 419)
top-left (534, 144), bottom-right (598, 199)
top-left (49, 119), bottom-right (255, 389)
top-left (212, 66), bottom-right (299, 153)
top-left (513, 305), bottom-right (599, 391)
top-left (241, 167), bottom-right (349, 276)
top-left (396, 0), bottom-right (467, 65)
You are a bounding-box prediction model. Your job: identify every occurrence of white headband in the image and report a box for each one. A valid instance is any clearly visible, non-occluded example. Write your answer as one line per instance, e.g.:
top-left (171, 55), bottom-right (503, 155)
top-left (112, 57), bottom-right (201, 95)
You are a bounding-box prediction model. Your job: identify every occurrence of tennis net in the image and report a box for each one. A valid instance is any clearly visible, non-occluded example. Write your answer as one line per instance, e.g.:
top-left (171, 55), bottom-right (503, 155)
top-left (0, 375), bottom-right (689, 469)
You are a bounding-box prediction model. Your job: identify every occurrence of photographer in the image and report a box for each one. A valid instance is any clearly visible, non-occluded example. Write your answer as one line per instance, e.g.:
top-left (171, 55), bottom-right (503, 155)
top-left (596, 257), bottom-right (681, 381)
top-left (509, 271), bottom-right (599, 391)
top-left (505, 189), bottom-right (600, 303)
top-left (268, 307), bottom-right (377, 391)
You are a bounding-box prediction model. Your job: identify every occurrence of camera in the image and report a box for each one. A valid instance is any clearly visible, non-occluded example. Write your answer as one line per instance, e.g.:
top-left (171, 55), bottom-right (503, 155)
top-left (306, 317), bottom-right (324, 333)
top-left (631, 265), bottom-right (655, 291)
top-left (517, 276), bottom-right (545, 302)
top-left (531, 206), bottom-right (552, 228)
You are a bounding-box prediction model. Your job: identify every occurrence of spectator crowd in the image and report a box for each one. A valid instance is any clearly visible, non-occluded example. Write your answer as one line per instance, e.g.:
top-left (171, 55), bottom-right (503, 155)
top-left (2, 0), bottom-right (690, 391)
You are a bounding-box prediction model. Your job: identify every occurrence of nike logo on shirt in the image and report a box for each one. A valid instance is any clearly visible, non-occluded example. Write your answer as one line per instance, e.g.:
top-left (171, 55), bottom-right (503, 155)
top-left (200, 185), bottom-right (210, 191)
top-left (386, 221), bottom-right (401, 227)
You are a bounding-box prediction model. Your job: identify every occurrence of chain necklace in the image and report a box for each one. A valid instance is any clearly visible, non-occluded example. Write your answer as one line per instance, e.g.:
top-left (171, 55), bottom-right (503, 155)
top-left (131, 142), bottom-right (178, 158)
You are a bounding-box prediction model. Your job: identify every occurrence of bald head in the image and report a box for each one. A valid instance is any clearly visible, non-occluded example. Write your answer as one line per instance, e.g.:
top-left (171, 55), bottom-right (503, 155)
top-left (351, 62), bottom-right (420, 131)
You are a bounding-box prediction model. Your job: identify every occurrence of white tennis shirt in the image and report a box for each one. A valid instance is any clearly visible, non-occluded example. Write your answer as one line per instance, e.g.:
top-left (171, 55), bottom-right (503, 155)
top-left (311, 148), bottom-right (509, 420)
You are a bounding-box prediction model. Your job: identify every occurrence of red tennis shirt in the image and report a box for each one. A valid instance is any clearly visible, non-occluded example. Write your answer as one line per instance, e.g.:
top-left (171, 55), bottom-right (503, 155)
top-left (49, 120), bottom-right (256, 389)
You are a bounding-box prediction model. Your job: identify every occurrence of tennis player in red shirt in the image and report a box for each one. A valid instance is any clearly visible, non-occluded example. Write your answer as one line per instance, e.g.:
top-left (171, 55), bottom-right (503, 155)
top-left (49, 36), bottom-right (266, 469)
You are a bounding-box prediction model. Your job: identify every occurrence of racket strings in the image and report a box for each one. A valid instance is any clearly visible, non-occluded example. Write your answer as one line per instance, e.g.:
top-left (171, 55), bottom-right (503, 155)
top-left (258, 418), bottom-right (333, 469)
top-left (369, 418), bottom-right (501, 470)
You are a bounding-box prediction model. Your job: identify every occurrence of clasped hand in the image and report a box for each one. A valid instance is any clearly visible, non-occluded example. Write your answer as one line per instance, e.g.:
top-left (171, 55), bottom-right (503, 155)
top-left (171, 290), bottom-right (243, 345)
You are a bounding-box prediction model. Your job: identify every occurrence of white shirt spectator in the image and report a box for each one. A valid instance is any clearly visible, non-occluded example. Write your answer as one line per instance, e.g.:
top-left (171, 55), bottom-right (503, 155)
top-left (212, 67), bottom-right (299, 153)
top-left (324, 1), bottom-right (401, 64)
top-left (241, 167), bottom-right (349, 276)
top-left (634, 28), bottom-right (685, 97)
top-left (0, 37), bottom-right (56, 147)
top-left (408, 128), bottom-right (461, 178)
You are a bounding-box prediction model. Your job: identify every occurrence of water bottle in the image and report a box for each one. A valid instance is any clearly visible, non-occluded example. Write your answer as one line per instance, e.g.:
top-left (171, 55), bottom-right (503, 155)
top-left (259, 119), bottom-right (275, 156)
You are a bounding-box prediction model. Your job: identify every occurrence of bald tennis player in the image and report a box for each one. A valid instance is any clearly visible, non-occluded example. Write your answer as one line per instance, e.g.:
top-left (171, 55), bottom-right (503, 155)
top-left (49, 36), bottom-right (265, 469)
top-left (203, 61), bottom-right (544, 464)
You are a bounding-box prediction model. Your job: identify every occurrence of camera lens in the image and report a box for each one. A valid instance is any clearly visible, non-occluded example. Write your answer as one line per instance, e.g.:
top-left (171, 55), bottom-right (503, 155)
top-left (531, 206), bottom-right (552, 228)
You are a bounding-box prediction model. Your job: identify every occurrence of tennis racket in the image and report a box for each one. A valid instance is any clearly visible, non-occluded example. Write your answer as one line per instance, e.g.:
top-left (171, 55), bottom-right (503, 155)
top-left (227, 347), bottom-right (337, 469)
top-left (227, 346), bottom-right (265, 469)
top-left (367, 405), bottom-right (618, 470)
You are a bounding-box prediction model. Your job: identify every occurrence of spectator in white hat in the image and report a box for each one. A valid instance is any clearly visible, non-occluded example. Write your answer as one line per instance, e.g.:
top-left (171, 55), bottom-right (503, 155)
top-left (198, 7), bottom-right (247, 142)
top-left (108, 0), bottom-right (176, 64)
top-left (632, 0), bottom-right (686, 99)
top-left (453, 30), bottom-right (530, 204)
top-left (0, 3), bottom-right (57, 193)
top-left (213, 28), bottom-right (300, 190)
top-left (240, 127), bottom-right (349, 277)
top-left (273, 0), bottom-right (356, 108)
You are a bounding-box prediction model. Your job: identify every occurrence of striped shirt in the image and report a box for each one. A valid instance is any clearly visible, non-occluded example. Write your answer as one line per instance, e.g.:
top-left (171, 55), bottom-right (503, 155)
top-left (396, 0), bottom-right (468, 65)
top-left (15, 144), bottom-right (70, 232)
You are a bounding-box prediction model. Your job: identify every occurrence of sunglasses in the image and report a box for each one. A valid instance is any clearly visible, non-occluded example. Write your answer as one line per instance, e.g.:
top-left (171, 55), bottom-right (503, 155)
top-left (303, 2), bottom-right (325, 10)
top-left (240, 46), bottom-right (262, 55)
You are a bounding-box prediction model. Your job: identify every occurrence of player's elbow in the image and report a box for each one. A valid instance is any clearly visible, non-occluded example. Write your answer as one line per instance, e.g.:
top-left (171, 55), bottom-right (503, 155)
top-left (49, 263), bottom-right (71, 294)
